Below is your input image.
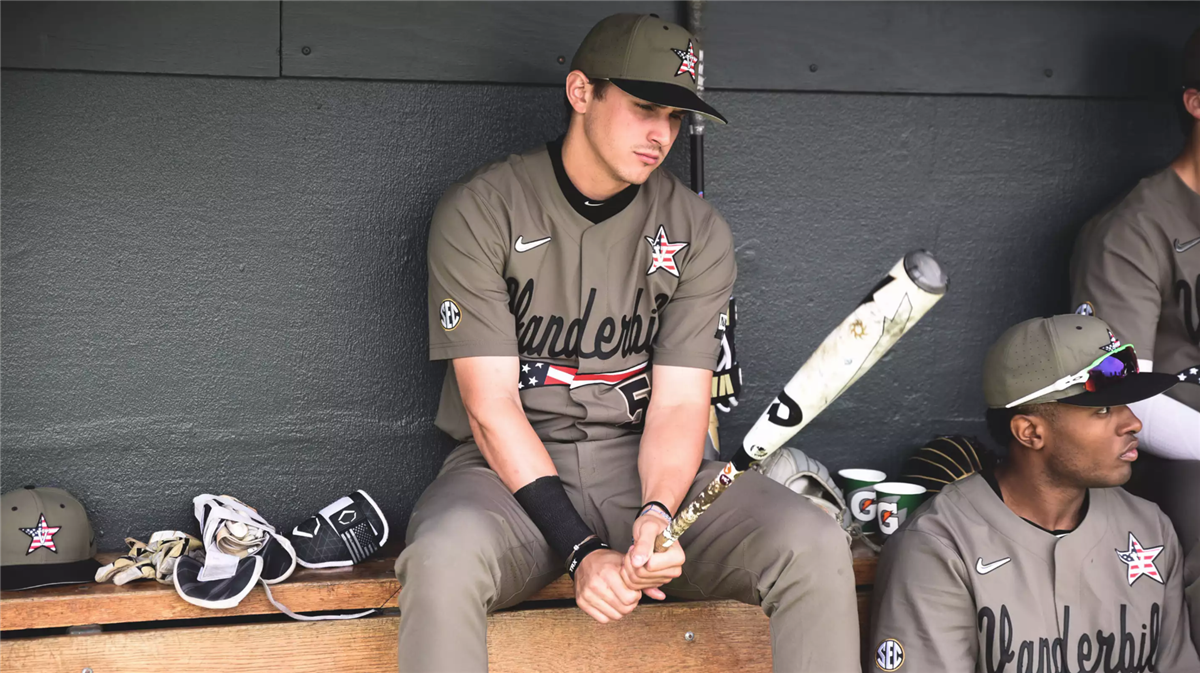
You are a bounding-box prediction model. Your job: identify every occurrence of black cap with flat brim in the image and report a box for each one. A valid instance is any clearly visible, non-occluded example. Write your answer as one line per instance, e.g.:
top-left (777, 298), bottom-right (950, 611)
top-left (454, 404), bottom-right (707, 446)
top-left (610, 79), bottom-right (728, 124)
top-left (1058, 371), bottom-right (1179, 408)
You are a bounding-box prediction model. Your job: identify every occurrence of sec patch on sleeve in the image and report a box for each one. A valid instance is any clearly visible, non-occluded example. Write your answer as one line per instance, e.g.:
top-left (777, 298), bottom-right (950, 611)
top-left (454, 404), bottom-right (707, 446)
top-left (439, 299), bottom-right (462, 331)
top-left (875, 638), bottom-right (905, 671)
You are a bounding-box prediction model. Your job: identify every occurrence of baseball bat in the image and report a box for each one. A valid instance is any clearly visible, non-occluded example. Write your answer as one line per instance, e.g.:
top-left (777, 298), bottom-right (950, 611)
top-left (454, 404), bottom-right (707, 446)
top-left (655, 249), bottom-right (948, 551)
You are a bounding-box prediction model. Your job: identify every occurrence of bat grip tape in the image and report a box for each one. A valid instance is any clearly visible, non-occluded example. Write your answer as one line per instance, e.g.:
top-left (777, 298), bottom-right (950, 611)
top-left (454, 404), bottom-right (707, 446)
top-left (513, 476), bottom-right (599, 572)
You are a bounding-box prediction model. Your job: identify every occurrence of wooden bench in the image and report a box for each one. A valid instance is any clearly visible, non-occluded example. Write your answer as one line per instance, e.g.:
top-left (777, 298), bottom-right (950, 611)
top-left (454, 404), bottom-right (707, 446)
top-left (1, 543), bottom-right (878, 672)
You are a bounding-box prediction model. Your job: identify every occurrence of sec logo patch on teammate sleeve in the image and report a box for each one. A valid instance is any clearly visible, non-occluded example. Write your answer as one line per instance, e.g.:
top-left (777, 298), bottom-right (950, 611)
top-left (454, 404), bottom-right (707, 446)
top-left (439, 299), bottom-right (462, 331)
top-left (875, 639), bottom-right (905, 671)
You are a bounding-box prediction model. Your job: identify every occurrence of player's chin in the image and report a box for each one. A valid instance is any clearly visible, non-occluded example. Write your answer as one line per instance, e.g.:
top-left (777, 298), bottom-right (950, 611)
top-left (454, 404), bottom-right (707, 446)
top-left (622, 165), bottom-right (655, 185)
top-left (1098, 462), bottom-right (1134, 488)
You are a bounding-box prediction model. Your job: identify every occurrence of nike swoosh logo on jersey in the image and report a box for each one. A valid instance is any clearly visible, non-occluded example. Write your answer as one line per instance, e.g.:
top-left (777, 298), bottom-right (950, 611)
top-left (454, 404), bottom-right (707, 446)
top-left (583, 200), bottom-right (604, 206)
top-left (1174, 236), bottom-right (1200, 253)
top-left (976, 557), bottom-right (1012, 574)
top-left (514, 236), bottom-right (552, 252)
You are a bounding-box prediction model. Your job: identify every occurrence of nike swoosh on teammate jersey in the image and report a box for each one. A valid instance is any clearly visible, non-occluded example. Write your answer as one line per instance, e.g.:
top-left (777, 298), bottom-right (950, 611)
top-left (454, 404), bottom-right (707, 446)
top-left (583, 200), bottom-right (604, 206)
top-left (1175, 236), bottom-right (1200, 253)
top-left (976, 557), bottom-right (1012, 574)
top-left (514, 236), bottom-right (552, 252)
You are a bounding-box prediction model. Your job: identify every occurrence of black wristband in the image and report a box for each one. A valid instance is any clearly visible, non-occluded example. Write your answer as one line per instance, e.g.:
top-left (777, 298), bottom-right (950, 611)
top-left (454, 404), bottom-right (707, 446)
top-left (513, 476), bottom-right (596, 567)
top-left (640, 500), bottom-right (674, 519)
top-left (567, 536), bottom-right (610, 579)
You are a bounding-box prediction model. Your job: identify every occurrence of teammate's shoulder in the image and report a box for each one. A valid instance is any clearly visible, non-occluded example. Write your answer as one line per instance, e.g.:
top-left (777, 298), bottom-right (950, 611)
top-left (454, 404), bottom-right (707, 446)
top-left (1079, 167), bottom-right (1179, 242)
top-left (1095, 486), bottom-right (1176, 532)
top-left (900, 474), bottom-right (992, 537)
top-left (451, 147), bottom-right (538, 193)
top-left (647, 167), bottom-right (727, 226)
top-left (436, 145), bottom-right (548, 217)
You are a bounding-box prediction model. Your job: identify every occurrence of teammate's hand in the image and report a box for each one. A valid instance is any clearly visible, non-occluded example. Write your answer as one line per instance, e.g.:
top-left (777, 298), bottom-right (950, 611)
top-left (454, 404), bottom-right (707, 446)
top-left (573, 549), bottom-right (642, 624)
top-left (621, 512), bottom-right (685, 600)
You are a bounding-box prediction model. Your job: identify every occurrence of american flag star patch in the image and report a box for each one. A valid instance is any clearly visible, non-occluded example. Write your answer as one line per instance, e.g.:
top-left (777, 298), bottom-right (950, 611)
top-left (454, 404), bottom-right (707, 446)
top-left (644, 225), bottom-right (689, 277)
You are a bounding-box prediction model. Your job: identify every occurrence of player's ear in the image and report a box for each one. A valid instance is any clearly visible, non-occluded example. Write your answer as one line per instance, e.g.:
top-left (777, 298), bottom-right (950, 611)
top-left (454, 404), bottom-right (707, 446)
top-left (1182, 88), bottom-right (1200, 121)
top-left (1010, 414), bottom-right (1047, 452)
top-left (565, 71), bottom-right (592, 116)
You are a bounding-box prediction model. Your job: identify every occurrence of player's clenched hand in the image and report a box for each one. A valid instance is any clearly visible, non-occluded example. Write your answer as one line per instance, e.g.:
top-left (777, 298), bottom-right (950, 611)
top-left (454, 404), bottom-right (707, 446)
top-left (574, 549), bottom-right (642, 624)
top-left (621, 513), bottom-right (685, 600)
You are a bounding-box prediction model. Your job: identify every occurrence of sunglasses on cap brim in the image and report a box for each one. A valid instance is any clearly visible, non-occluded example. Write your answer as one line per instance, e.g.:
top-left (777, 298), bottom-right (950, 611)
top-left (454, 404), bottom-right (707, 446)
top-left (1005, 343), bottom-right (1139, 409)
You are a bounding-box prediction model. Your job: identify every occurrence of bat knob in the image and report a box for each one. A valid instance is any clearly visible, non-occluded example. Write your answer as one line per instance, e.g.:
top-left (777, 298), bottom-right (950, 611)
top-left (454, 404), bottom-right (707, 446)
top-left (653, 533), bottom-right (673, 553)
top-left (904, 250), bottom-right (948, 295)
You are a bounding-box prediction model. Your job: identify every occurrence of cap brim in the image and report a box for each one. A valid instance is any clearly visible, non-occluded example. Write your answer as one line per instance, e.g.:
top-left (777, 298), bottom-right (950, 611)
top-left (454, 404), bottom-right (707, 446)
top-left (610, 79), bottom-right (728, 124)
top-left (1057, 372), bottom-right (1179, 407)
top-left (1, 557), bottom-right (100, 591)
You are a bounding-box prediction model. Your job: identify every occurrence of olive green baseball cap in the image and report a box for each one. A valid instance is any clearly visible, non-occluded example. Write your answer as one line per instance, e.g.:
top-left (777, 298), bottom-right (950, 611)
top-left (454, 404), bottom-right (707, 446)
top-left (2, 486), bottom-right (99, 591)
top-left (571, 13), bottom-right (727, 124)
top-left (983, 315), bottom-right (1177, 409)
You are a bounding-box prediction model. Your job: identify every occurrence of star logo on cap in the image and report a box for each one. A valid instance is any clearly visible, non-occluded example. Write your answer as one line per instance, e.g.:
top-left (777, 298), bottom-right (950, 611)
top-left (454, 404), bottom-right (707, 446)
top-left (1100, 328), bottom-right (1121, 353)
top-left (20, 514), bottom-right (61, 554)
top-left (645, 225), bottom-right (689, 277)
top-left (672, 40), bottom-right (698, 82)
top-left (1115, 532), bottom-right (1163, 586)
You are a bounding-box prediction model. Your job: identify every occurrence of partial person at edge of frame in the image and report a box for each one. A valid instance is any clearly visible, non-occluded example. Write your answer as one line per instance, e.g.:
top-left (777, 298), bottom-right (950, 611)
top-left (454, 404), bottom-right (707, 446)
top-left (1069, 25), bottom-right (1200, 657)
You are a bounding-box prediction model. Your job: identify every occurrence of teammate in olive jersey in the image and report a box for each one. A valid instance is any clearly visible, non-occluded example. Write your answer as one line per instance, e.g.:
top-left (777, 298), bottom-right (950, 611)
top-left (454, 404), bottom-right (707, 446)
top-left (870, 315), bottom-right (1199, 673)
top-left (396, 14), bottom-right (861, 672)
top-left (1070, 29), bottom-right (1200, 657)
top-left (1070, 27), bottom-right (1200, 460)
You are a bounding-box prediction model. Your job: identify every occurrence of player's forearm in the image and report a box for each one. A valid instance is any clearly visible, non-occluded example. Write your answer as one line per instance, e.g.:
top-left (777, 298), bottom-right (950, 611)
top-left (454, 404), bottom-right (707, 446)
top-left (638, 398), bottom-right (708, 515)
top-left (465, 396), bottom-right (557, 492)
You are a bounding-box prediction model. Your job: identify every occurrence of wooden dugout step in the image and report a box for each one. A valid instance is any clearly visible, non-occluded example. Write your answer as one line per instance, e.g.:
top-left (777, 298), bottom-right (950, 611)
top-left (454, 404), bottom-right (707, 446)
top-left (0, 543), bottom-right (877, 632)
top-left (1, 602), bottom-right (774, 673)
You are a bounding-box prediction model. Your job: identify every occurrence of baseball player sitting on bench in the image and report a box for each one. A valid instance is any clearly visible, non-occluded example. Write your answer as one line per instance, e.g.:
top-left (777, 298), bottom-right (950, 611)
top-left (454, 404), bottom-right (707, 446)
top-left (394, 13), bottom-right (861, 673)
top-left (869, 314), bottom-right (1200, 673)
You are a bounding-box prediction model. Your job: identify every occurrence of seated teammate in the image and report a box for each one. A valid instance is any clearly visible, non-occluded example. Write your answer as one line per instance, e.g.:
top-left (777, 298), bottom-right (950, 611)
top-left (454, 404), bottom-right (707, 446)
top-left (1070, 28), bottom-right (1200, 658)
top-left (1070, 26), bottom-right (1199, 461)
top-left (395, 14), bottom-right (861, 672)
top-left (869, 315), bottom-right (1199, 672)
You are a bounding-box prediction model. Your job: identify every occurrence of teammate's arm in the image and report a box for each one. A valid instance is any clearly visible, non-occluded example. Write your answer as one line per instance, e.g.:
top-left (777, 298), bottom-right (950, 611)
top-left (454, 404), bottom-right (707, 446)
top-left (453, 356), bottom-right (555, 491)
top-left (869, 529), bottom-right (979, 671)
top-left (621, 209), bottom-right (736, 597)
top-left (621, 363), bottom-right (710, 598)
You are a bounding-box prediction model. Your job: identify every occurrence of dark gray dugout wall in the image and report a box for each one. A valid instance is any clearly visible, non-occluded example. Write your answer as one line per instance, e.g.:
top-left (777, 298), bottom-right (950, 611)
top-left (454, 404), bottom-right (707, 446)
top-left (2, 2), bottom-right (1195, 550)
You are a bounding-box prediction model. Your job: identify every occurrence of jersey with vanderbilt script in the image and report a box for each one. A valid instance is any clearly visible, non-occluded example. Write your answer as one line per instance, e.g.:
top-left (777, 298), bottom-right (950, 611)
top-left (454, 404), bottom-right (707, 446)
top-left (427, 142), bottom-right (735, 444)
top-left (869, 474), bottom-right (1199, 673)
top-left (1071, 167), bottom-right (1200, 411)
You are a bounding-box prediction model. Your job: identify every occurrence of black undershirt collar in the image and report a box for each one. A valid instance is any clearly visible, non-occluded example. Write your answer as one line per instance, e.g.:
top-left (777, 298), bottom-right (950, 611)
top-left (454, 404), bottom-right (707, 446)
top-left (982, 462), bottom-right (1089, 538)
top-left (547, 136), bottom-right (639, 225)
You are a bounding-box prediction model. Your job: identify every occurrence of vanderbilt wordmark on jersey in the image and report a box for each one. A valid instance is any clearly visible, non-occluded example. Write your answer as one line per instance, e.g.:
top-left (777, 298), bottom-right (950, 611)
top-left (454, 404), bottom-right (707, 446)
top-left (426, 143), bottom-right (735, 445)
top-left (870, 475), bottom-right (1200, 673)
